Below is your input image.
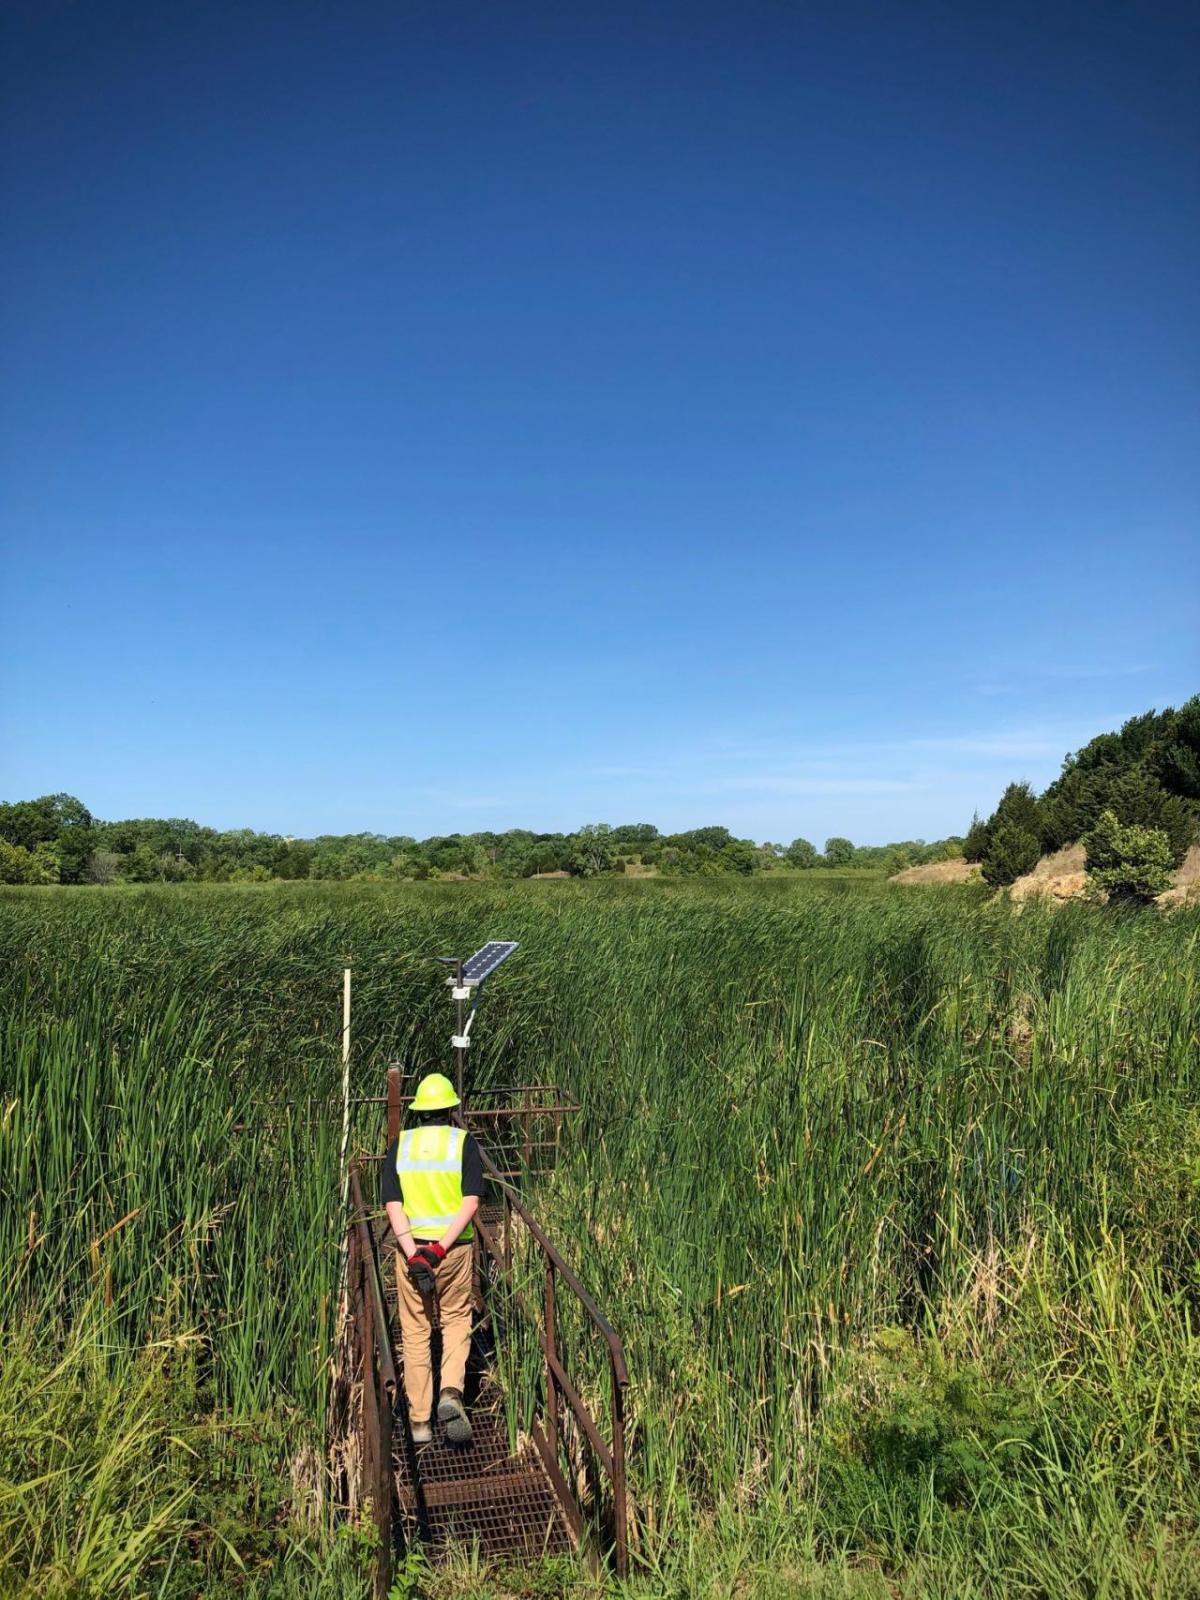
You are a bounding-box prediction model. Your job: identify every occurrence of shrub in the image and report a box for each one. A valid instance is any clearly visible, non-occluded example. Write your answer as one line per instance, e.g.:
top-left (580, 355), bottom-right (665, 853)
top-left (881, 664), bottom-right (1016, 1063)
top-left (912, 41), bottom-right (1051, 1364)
top-left (82, 849), bottom-right (122, 885)
top-left (981, 821), bottom-right (1040, 887)
top-left (229, 862), bottom-right (272, 883)
top-left (962, 813), bottom-right (989, 862)
top-left (0, 839), bottom-right (34, 883)
top-left (815, 1328), bottom-right (1045, 1547)
top-left (1084, 809), bottom-right (1173, 905)
top-left (0, 837), bottom-right (59, 883)
top-left (1103, 769), bottom-right (1195, 867)
top-left (719, 840), bottom-right (758, 875)
top-left (1105, 1101), bottom-right (1200, 1284)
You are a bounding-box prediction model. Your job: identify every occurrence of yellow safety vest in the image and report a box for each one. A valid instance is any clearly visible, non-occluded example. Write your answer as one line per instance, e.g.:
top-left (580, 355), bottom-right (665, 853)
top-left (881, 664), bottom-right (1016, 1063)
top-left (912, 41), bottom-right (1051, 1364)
top-left (396, 1124), bottom-right (473, 1241)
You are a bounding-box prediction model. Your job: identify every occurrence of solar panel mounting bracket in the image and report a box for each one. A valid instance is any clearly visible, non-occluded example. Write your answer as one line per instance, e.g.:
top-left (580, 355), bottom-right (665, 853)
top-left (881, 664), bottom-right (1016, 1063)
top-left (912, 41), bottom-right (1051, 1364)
top-left (438, 940), bottom-right (518, 1105)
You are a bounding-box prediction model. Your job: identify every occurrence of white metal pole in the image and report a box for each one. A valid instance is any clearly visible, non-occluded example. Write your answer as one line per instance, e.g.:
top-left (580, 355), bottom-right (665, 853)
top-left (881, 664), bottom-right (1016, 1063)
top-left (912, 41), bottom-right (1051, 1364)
top-left (338, 966), bottom-right (352, 1223)
top-left (331, 967), bottom-right (354, 1411)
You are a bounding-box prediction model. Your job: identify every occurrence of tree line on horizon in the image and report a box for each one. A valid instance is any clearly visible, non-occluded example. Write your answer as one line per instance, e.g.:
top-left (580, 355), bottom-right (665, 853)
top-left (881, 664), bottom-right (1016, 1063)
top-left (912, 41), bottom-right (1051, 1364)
top-left (0, 800), bottom-right (962, 887)
top-left (5, 699), bottom-right (1194, 896)
top-left (963, 695), bottom-right (1200, 903)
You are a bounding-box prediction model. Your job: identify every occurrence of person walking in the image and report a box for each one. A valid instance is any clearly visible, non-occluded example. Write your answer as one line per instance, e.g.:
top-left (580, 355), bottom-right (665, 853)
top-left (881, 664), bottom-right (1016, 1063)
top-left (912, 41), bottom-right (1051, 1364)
top-left (381, 1072), bottom-right (483, 1445)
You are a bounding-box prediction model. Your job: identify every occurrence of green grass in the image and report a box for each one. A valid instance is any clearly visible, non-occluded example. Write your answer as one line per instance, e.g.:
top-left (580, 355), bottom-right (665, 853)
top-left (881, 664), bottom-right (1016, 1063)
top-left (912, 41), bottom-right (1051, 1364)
top-left (1, 878), bottom-right (1198, 1597)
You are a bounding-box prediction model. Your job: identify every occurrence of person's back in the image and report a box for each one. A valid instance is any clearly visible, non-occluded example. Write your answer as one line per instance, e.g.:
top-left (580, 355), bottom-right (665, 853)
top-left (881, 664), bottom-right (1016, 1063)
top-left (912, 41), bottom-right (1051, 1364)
top-left (381, 1072), bottom-right (483, 1445)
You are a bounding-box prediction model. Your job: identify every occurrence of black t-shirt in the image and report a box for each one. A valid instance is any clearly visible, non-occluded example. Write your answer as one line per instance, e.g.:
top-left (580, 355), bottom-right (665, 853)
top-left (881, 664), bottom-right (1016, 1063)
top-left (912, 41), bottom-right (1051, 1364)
top-left (380, 1129), bottom-right (485, 1207)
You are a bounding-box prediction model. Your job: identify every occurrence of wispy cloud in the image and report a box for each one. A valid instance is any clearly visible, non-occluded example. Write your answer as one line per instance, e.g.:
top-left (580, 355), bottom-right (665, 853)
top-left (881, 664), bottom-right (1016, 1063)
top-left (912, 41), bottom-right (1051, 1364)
top-left (1043, 662), bottom-right (1156, 681)
top-left (588, 763), bottom-right (664, 781)
top-left (701, 774), bottom-right (919, 795)
top-left (456, 710), bottom-right (1117, 837)
top-left (669, 727), bottom-right (1080, 770)
top-left (413, 786), bottom-right (506, 810)
top-left (976, 662), bottom-right (1157, 696)
top-left (906, 734), bottom-right (1065, 760)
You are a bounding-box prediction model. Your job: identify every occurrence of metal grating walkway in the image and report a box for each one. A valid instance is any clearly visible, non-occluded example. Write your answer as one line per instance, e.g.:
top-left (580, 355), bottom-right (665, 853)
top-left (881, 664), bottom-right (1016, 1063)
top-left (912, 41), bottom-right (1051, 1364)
top-left (395, 1375), bottom-right (574, 1561)
top-left (381, 1215), bottom-right (576, 1565)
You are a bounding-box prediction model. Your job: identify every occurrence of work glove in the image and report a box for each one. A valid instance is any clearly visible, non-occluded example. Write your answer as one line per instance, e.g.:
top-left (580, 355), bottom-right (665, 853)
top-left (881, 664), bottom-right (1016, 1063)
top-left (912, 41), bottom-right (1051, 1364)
top-left (407, 1242), bottom-right (446, 1296)
top-left (407, 1254), bottom-right (435, 1295)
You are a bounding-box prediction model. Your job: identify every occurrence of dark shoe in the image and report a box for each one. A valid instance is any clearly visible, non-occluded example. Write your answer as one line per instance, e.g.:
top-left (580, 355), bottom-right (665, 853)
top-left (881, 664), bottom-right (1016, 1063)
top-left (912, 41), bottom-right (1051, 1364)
top-left (437, 1388), bottom-right (472, 1444)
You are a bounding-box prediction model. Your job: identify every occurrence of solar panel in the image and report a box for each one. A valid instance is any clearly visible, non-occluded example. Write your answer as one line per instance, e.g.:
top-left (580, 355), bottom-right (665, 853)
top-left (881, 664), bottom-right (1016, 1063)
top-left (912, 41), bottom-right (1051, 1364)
top-left (461, 941), bottom-right (518, 985)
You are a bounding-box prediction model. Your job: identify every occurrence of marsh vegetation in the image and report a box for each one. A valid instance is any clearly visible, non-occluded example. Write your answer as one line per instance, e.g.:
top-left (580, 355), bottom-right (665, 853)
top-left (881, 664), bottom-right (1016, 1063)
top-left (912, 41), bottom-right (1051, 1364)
top-left (1, 878), bottom-right (1197, 1597)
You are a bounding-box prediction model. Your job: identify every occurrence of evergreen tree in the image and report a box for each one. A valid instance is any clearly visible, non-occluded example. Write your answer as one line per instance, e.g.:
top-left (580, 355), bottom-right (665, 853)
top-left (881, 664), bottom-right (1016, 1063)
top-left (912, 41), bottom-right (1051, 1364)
top-left (1037, 769), bottom-right (1100, 852)
top-left (1149, 694), bottom-right (1200, 801)
top-left (990, 781), bottom-right (1042, 838)
top-left (981, 820), bottom-right (1040, 887)
top-left (1104, 769), bottom-right (1195, 867)
top-left (962, 812), bottom-right (989, 862)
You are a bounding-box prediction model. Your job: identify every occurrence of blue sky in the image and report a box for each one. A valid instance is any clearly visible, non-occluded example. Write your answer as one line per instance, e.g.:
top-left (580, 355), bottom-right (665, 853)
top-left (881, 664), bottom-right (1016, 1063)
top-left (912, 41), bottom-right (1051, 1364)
top-left (1, 0), bottom-right (1196, 844)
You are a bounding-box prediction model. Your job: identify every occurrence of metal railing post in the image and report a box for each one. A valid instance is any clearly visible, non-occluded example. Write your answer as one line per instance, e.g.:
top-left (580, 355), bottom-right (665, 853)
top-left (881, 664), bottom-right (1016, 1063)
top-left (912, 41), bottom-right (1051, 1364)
top-left (359, 1241), bottom-right (379, 1525)
top-left (376, 1366), bottom-right (393, 1599)
top-left (346, 1165), bottom-right (397, 1598)
top-left (343, 1212), bottom-right (360, 1513)
top-left (387, 1065), bottom-right (402, 1145)
top-left (399, 1119), bottom-right (629, 1577)
top-left (612, 1364), bottom-right (628, 1576)
top-left (347, 1214), bottom-right (359, 1322)
top-left (544, 1259), bottom-right (559, 1443)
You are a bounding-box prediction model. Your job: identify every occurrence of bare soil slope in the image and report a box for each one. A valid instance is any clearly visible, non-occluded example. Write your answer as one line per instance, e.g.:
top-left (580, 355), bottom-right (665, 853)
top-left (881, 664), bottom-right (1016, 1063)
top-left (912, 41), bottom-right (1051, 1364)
top-left (892, 843), bottom-right (1200, 908)
top-left (889, 857), bottom-right (981, 886)
top-left (1157, 843), bottom-right (1200, 908)
top-left (1009, 844), bottom-right (1087, 904)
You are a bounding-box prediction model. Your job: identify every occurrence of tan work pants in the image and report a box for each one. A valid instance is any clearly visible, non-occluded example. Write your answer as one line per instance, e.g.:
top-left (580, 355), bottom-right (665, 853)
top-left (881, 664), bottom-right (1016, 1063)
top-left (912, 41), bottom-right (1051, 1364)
top-left (394, 1242), bottom-right (474, 1424)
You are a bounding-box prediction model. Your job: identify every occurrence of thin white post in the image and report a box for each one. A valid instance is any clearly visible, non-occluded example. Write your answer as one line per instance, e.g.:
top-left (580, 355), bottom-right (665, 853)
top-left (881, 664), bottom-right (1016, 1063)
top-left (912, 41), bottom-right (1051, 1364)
top-left (339, 966), bottom-right (352, 1219)
top-left (336, 966), bottom-right (353, 1308)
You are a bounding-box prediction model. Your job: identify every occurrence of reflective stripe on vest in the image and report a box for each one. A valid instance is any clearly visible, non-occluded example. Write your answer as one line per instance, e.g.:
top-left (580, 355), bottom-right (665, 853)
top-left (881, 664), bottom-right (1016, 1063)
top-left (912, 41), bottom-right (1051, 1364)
top-left (396, 1124), bottom-right (473, 1240)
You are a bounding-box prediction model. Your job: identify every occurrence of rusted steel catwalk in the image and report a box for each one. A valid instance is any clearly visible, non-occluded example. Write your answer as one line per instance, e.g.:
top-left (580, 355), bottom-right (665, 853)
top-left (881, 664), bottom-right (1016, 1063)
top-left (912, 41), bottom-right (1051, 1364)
top-left (343, 1073), bottom-right (630, 1593)
top-left (381, 1228), bottom-right (576, 1563)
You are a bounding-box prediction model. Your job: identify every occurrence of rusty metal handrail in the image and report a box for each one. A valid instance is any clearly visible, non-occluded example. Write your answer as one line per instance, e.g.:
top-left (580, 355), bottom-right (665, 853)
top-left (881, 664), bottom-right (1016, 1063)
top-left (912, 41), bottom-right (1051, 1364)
top-left (479, 1146), bottom-right (629, 1383)
top-left (254, 1084), bottom-right (572, 1110)
top-left (351, 1167), bottom-right (397, 1392)
top-left (346, 1163), bottom-right (397, 1598)
top-left (459, 1101), bottom-right (581, 1119)
top-left (384, 1067), bottom-right (576, 1186)
top-left (474, 1142), bottom-right (631, 1574)
top-left (379, 1066), bottom-right (630, 1574)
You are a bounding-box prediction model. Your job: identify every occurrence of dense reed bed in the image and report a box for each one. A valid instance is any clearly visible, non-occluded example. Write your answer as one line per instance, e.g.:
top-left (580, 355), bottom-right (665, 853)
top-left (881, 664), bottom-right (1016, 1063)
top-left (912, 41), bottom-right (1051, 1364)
top-left (1, 879), bottom-right (1198, 1597)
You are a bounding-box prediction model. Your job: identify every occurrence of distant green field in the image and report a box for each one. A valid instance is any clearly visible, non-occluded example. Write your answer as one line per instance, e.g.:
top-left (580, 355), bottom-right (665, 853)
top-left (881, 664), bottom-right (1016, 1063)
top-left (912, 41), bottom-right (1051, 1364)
top-left (2, 879), bottom-right (1198, 1598)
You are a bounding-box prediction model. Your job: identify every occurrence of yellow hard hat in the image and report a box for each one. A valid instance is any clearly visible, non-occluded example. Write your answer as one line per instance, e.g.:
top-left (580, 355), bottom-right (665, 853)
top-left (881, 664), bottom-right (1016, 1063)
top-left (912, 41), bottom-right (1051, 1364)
top-left (410, 1071), bottom-right (460, 1113)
